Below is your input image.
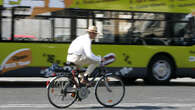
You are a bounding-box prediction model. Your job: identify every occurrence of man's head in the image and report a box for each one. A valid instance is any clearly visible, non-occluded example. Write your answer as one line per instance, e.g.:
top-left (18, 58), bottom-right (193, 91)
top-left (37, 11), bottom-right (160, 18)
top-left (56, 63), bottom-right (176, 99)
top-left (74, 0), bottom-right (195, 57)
top-left (87, 26), bottom-right (98, 40)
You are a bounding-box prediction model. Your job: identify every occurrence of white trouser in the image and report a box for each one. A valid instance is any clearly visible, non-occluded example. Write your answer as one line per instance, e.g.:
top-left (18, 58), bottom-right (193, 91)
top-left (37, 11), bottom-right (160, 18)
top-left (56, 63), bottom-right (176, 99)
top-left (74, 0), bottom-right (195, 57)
top-left (67, 54), bottom-right (100, 77)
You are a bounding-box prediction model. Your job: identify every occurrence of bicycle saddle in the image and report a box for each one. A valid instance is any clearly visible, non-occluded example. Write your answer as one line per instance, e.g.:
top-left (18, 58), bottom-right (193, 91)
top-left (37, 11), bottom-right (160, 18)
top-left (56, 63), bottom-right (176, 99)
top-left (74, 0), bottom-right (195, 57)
top-left (64, 62), bottom-right (76, 66)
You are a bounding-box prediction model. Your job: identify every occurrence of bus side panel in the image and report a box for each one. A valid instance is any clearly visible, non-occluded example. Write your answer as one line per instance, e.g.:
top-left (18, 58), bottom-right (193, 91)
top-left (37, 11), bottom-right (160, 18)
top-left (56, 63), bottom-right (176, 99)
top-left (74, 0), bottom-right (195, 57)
top-left (0, 42), bottom-right (69, 76)
top-left (0, 43), bottom-right (152, 77)
top-left (1, 42), bottom-right (195, 78)
top-left (94, 44), bottom-right (195, 78)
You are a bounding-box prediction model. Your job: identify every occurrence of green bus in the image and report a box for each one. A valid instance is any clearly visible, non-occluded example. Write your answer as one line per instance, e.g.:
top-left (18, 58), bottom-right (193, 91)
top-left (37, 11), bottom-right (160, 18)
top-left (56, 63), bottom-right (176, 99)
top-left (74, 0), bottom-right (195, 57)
top-left (1, 1), bottom-right (195, 83)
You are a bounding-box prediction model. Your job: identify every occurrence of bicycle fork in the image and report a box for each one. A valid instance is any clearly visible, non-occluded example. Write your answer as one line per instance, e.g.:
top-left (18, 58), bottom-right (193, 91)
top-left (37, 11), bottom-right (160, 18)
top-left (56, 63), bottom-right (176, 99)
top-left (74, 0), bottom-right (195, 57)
top-left (103, 77), bottom-right (112, 92)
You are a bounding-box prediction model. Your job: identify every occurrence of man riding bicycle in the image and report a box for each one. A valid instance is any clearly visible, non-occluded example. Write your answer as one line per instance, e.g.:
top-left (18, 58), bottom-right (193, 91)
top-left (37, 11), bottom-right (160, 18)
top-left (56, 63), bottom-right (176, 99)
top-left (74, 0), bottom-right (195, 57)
top-left (67, 26), bottom-right (104, 85)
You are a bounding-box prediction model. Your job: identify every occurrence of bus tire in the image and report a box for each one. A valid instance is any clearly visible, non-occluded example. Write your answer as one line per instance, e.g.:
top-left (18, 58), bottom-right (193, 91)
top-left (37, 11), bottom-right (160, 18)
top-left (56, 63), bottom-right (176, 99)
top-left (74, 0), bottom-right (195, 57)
top-left (145, 55), bottom-right (174, 83)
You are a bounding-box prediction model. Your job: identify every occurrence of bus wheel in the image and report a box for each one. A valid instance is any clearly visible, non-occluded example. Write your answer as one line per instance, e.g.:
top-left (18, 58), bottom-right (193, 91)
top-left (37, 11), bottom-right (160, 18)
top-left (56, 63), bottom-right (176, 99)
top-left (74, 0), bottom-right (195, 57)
top-left (145, 55), bottom-right (174, 83)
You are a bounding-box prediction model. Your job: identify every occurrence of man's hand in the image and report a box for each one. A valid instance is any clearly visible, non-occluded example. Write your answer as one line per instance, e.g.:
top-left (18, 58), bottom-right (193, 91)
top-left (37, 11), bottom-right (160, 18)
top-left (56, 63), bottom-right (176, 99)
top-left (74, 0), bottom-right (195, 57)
top-left (101, 58), bottom-right (105, 62)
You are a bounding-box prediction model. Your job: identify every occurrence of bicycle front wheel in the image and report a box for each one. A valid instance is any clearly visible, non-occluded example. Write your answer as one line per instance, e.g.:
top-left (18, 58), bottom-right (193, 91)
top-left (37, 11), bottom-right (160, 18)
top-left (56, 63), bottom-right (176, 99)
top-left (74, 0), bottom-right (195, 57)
top-left (95, 75), bottom-right (125, 107)
top-left (47, 76), bottom-right (77, 108)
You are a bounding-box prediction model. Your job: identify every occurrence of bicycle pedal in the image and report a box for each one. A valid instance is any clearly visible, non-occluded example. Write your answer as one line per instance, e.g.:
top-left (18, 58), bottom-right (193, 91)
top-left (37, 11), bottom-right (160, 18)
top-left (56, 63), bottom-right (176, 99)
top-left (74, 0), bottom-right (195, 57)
top-left (78, 98), bottom-right (82, 101)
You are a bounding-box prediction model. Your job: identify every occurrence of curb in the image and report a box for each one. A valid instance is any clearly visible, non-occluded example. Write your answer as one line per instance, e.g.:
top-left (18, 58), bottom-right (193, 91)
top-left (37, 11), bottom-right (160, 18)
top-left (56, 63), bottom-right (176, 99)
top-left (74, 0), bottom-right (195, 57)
top-left (0, 77), bottom-right (50, 87)
top-left (0, 81), bottom-right (47, 87)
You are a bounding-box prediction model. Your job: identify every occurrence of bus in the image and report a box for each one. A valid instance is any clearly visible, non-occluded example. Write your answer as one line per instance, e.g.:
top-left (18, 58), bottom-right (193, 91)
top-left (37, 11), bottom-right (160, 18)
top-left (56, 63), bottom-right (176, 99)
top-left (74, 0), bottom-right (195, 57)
top-left (1, 0), bottom-right (195, 83)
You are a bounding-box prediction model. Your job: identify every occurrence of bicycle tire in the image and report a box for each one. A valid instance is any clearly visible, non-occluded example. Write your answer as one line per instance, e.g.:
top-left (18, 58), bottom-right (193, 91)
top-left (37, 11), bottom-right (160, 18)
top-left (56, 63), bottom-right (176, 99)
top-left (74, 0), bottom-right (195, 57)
top-left (47, 76), bottom-right (77, 108)
top-left (95, 75), bottom-right (125, 107)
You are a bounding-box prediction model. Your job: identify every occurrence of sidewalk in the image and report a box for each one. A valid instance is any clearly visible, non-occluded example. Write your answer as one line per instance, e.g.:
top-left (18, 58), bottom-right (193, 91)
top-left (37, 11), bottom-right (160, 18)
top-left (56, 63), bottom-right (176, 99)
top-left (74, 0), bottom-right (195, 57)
top-left (171, 78), bottom-right (195, 82)
top-left (0, 77), bottom-right (195, 83)
top-left (0, 77), bottom-right (52, 82)
top-left (1, 77), bottom-right (195, 83)
top-left (1, 77), bottom-right (195, 87)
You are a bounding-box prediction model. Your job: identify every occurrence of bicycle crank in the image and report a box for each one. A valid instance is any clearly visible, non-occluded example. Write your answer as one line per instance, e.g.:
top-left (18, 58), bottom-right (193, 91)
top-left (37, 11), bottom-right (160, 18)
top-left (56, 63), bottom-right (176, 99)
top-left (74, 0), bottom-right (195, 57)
top-left (78, 87), bottom-right (90, 100)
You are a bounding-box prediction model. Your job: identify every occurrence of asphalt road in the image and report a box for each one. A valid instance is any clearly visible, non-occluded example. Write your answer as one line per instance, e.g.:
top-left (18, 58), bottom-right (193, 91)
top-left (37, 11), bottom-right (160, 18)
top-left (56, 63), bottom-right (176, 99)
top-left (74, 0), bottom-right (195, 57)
top-left (1, 81), bottom-right (195, 110)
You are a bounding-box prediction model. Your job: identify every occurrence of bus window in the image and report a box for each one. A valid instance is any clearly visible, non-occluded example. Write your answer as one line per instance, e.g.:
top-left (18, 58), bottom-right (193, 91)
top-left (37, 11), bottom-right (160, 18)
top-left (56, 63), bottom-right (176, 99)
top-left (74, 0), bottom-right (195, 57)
top-left (77, 19), bottom-right (88, 38)
top-left (15, 19), bottom-right (50, 41)
top-left (92, 11), bottom-right (133, 44)
top-left (1, 7), bottom-right (194, 45)
top-left (90, 11), bottom-right (168, 45)
top-left (97, 19), bottom-right (115, 43)
top-left (174, 22), bottom-right (188, 38)
top-left (190, 17), bottom-right (195, 36)
top-left (134, 13), bottom-right (165, 20)
top-left (2, 18), bottom-right (11, 40)
top-left (54, 18), bottom-right (71, 42)
top-left (2, 9), bottom-right (11, 40)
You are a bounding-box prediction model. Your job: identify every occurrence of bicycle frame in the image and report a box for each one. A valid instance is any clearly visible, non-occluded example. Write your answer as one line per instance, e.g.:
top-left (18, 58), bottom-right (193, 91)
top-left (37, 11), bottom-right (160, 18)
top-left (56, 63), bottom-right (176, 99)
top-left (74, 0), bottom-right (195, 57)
top-left (47, 63), bottom-right (125, 108)
top-left (46, 64), bottom-right (113, 89)
top-left (71, 65), bottom-right (109, 88)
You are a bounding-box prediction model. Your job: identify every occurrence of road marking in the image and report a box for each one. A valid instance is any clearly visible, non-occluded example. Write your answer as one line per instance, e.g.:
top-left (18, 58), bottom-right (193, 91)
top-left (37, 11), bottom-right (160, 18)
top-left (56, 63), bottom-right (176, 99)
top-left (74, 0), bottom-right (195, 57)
top-left (0, 103), bottom-right (195, 108)
top-left (0, 104), bottom-right (51, 108)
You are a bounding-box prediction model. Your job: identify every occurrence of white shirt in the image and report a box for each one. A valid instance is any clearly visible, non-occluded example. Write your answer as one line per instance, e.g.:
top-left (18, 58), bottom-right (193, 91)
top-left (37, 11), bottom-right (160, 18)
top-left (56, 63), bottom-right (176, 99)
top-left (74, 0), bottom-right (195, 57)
top-left (67, 34), bottom-right (101, 62)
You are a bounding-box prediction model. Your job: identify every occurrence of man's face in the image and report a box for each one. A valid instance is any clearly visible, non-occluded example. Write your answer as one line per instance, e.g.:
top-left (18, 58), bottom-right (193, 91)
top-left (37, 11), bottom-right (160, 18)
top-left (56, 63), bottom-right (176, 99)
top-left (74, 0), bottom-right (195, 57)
top-left (89, 32), bottom-right (97, 40)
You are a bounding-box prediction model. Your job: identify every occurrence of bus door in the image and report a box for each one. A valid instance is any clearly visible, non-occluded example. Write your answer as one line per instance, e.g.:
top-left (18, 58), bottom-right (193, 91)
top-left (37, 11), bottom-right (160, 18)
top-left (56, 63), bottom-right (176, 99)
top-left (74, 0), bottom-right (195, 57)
top-left (188, 16), bottom-right (195, 68)
top-left (171, 14), bottom-right (195, 69)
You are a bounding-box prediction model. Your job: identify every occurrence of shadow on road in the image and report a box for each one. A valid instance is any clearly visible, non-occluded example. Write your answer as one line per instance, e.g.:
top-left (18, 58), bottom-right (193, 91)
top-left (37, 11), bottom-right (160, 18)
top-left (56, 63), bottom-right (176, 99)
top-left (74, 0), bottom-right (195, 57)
top-left (124, 81), bottom-right (195, 87)
top-left (70, 105), bottom-right (177, 110)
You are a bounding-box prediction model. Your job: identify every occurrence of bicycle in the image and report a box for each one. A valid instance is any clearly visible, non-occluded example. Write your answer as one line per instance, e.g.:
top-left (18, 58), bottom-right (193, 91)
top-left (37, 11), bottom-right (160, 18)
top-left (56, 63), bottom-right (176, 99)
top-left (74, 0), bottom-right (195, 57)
top-left (46, 62), bottom-right (125, 108)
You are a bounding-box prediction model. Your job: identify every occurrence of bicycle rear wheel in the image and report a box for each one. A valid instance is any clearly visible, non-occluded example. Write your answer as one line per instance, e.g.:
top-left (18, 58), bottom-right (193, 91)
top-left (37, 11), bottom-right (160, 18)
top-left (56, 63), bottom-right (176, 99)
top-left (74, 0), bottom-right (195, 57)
top-left (95, 75), bottom-right (125, 107)
top-left (47, 76), bottom-right (77, 108)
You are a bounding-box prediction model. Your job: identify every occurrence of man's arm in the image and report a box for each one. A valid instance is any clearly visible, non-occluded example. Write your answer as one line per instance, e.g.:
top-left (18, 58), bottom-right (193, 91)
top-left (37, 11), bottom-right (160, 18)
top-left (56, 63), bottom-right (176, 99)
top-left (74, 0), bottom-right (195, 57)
top-left (83, 39), bottom-right (101, 62)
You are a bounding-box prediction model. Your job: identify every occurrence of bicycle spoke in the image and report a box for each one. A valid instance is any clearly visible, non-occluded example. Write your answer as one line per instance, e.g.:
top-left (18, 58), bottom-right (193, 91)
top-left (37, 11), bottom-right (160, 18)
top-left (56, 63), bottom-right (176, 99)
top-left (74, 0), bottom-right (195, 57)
top-left (95, 76), bottom-right (125, 107)
top-left (47, 76), bottom-right (77, 108)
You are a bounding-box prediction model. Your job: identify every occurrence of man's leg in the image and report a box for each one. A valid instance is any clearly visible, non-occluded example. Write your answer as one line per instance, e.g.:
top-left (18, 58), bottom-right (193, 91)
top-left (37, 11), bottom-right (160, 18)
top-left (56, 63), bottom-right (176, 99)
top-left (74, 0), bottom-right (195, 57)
top-left (85, 64), bottom-right (97, 76)
top-left (76, 56), bottom-right (99, 84)
top-left (80, 64), bottom-right (97, 85)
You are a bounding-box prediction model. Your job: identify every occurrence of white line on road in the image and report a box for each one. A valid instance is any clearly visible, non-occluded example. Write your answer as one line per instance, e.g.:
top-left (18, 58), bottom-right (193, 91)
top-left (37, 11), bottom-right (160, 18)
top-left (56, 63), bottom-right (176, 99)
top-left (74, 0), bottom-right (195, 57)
top-left (0, 104), bottom-right (51, 108)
